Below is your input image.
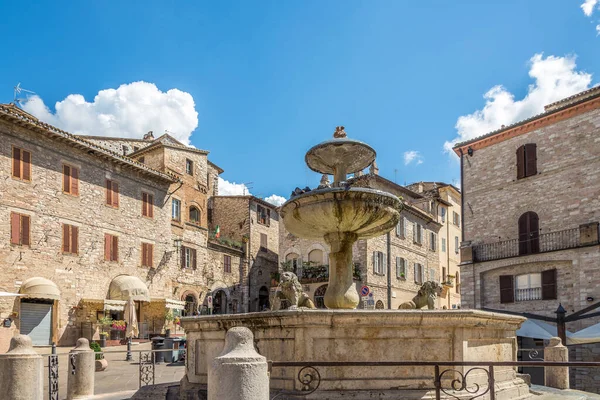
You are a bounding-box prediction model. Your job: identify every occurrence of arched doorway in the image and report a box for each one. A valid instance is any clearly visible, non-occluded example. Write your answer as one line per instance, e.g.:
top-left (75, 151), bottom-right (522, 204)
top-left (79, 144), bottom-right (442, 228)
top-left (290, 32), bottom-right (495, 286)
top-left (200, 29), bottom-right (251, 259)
top-left (314, 285), bottom-right (328, 309)
top-left (518, 212), bottom-right (539, 255)
top-left (182, 293), bottom-right (198, 316)
top-left (213, 290), bottom-right (227, 315)
top-left (258, 286), bottom-right (270, 311)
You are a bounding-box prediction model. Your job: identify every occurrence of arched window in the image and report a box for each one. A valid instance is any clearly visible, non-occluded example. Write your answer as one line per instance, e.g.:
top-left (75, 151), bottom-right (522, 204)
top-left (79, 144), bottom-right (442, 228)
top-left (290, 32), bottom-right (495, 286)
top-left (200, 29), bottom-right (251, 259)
top-left (189, 206), bottom-right (201, 224)
top-left (308, 249), bottom-right (324, 266)
top-left (285, 252), bottom-right (300, 274)
top-left (518, 212), bottom-right (539, 255)
top-left (314, 284), bottom-right (328, 309)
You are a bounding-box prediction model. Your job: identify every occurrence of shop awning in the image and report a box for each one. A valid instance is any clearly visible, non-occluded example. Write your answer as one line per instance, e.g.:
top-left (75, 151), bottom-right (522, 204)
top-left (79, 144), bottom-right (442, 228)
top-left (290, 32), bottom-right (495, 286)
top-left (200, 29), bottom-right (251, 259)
top-left (19, 277), bottom-right (60, 300)
top-left (108, 275), bottom-right (150, 302)
top-left (517, 319), bottom-right (576, 344)
top-left (165, 299), bottom-right (185, 310)
top-left (0, 291), bottom-right (25, 297)
top-left (568, 323), bottom-right (600, 345)
top-left (104, 299), bottom-right (126, 311)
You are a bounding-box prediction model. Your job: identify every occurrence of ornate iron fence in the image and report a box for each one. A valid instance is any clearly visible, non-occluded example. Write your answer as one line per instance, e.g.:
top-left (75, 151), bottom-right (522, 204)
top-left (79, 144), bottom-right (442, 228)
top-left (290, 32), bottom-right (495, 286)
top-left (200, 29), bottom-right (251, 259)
top-left (48, 354), bottom-right (59, 400)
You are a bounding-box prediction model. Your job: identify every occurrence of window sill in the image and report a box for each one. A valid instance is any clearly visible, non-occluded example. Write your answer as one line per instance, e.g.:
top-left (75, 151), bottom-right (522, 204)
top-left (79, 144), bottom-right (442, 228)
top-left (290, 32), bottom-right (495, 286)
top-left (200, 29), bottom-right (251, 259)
top-left (62, 252), bottom-right (79, 256)
top-left (397, 277), bottom-right (406, 281)
top-left (62, 192), bottom-right (79, 197)
top-left (105, 204), bottom-right (119, 209)
top-left (11, 177), bottom-right (32, 183)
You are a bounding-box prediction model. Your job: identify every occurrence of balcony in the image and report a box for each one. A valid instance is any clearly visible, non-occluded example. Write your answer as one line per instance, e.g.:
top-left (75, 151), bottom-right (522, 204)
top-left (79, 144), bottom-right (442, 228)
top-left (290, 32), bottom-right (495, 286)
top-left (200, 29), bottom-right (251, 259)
top-left (515, 287), bottom-right (542, 302)
top-left (469, 223), bottom-right (599, 263)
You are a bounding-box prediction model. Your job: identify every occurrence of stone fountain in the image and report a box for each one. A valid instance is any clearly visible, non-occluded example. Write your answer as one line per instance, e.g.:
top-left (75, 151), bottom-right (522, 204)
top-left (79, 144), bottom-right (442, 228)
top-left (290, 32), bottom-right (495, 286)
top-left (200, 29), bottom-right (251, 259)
top-left (180, 128), bottom-right (530, 399)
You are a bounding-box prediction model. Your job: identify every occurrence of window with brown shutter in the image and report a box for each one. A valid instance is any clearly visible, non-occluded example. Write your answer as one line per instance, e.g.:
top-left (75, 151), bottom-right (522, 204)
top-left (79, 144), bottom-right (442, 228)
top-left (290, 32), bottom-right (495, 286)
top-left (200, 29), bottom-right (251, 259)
top-left (224, 255), bottom-right (231, 273)
top-left (518, 212), bottom-right (540, 255)
top-left (499, 275), bottom-right (514, 303)
top-left (106, 180), bottom-right (119, 207)
top-left (104, 233), bottom-right (118, 261)
top-left (142, 193), bottom-right (153, 218)
top-left (12, 147), bottom-right (32, 181)
top-left (257, 205), bottom-right (270, 226)
top-left (63, 165), bottom-right (80, 196)
top-left (62, 224), bottom-right (78, 254)
top-left (141, 243), bottom-right (153, 267)
top-left (181, 246), bottom-right (197, 269)
top-left (10, 212), bottom-right (30, 246)
top-left (541, 269), bottom-right (557, 300)
top-left (516, 144), bottom-right (537, 179)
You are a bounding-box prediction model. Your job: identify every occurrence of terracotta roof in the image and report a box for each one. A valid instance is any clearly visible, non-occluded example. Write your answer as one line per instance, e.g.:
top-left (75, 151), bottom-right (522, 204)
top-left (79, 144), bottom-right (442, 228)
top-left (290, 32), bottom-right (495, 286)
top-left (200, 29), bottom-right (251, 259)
top-left (0, 103), bottom-right (179, 183)
top-left (544, 85), bottom-right (600, 111)
top-left (213, 195), bottom-right (279, 210)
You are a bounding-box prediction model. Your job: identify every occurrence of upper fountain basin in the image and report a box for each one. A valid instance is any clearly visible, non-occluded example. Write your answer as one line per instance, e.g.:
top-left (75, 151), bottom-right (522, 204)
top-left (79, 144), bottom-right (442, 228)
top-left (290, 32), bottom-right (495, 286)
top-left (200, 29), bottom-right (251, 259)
top-left (280, 187), bottom-right (402, 240)
top-left (305, 138), bottom-right (376, 176)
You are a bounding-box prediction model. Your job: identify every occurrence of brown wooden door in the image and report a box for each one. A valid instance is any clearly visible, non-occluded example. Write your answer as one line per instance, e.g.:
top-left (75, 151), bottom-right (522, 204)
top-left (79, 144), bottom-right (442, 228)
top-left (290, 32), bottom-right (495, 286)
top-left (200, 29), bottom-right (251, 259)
top-left (519, 212), bottom-right (540, 255)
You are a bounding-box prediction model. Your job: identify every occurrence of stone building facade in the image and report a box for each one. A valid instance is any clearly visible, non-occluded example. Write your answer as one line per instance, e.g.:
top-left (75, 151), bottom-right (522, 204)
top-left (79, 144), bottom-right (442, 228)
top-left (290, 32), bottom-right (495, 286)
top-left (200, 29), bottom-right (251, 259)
top-left (454, 87), bottom-right (600, 391)
top-left (0, 104), bottom-right (248, 351)
top-left (278, 173), bottom-right (458, 309)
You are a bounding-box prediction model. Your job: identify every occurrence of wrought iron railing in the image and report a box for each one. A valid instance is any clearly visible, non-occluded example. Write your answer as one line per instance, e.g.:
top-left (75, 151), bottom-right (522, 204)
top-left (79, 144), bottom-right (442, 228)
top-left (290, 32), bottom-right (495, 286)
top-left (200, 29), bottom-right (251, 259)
top-left (472, 227), bottom-right (584, 262)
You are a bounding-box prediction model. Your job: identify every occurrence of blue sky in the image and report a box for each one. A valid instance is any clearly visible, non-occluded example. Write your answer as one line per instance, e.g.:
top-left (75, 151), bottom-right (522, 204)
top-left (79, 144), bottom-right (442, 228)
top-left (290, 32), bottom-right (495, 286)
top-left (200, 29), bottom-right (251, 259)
top-left (1, 1), bottom-right (599, 204)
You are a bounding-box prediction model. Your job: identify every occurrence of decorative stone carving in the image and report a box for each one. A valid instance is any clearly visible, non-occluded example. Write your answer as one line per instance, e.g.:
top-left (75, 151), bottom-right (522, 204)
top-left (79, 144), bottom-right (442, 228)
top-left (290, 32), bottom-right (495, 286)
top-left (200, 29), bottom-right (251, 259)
top-left (271, 272), bottom-right (316, 310)
top-left (318, 174), bottom-right (331, 189)
top-left (398, 281), bottom-right (443, 310)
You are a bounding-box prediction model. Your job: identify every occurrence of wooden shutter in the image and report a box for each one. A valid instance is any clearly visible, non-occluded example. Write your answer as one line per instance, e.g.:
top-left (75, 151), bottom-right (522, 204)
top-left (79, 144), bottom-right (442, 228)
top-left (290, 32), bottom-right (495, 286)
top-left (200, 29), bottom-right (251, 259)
top-left (112, 182), bottom-right (119, 207)
top-left (516, 145), bottom-right (525, 179)
top-left (148, 194), bottom-right (153, 218)
top-left (106, 180), bottom-right (112, 205)
top-left (192, 249), bottom-right (197, 269)
top-left (414, 263), bottom-right (418, 283)
top-left (518, 213), bottom-right (529, 255)
top-left (181, 246), bottom-right (186, 268)
top-left (62, 224), bottom-right (70, 253)
top-left (71, 168), bottom-right (79, 196)
top-left (112, 235), bottom-right (118, 261)
top-left (71, 226), bottom-right (78, 254)
top-left (11, 212), bottom-right (20, 245)
top-left (142, 193), bottom-right (148, 216)
top-left (413, 223), bottom-right (417, 242)
top-left (12, 147), bottom-right (21, 179)
top-left (104, 234), bottom-right (111, 260)
top-left (22, 150), bottom-right (31, 181)
top-left (141, 243), bottom-right (147, 266)
top-left (373, 252), bottom-right (378, 273)
top-left (530, 213), bottom-right (540, 253)
top-left (63, 165), bottom-right (71, 193)
top-left (499, 275), bottom-right (514, 303)
top-left (420, 264), bottom-right (425, 284)
top-left (541, 269), bottom-right (557, 300)
top-left (21, 215), bottom-right (30, 245)
top-left (525, 143), bottom-right (537, 177)
top-left (148, 244), bottom-right (153, 267)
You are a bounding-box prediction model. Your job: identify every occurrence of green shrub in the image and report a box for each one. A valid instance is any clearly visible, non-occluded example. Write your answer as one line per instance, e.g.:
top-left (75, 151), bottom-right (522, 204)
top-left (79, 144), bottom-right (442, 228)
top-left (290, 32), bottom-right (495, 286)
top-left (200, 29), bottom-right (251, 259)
top-left (90, 341), bottom-right (104, 360)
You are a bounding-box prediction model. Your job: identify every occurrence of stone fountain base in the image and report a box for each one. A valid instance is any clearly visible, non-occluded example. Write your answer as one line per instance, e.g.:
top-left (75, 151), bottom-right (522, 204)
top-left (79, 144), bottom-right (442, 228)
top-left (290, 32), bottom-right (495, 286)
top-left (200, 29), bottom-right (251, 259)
top-left (180, 310), bottom-right (531, 399)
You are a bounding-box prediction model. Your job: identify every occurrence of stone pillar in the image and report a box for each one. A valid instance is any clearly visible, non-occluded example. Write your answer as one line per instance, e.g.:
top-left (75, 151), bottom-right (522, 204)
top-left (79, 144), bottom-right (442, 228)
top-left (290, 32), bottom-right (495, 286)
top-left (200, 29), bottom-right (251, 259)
top-left (544, 337), bottom-right (569, 389)
top-left (67, 338), bottom-right (96, 400)
top-left (208, 327), bottom-right (269, 400)
top-left (0, 335), bottom-right (43, 400)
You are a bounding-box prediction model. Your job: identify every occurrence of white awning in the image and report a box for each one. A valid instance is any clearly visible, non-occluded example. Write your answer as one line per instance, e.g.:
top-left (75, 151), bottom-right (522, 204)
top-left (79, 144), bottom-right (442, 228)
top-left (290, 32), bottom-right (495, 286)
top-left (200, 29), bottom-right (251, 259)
top-left (19, 277), bottom-right (61, 300)
top-left (517, 319), bottom-right (576, 345)
top-left (0, 291), bottom-right (25, 297)
top-left (569, 323), bottom-right (600, 345)
top-left (165, 299), bottom-right (185, 310)
top-left (104, 299), bottom-right (126, 311)
top-left (108, 275), bottom-right (150, 302)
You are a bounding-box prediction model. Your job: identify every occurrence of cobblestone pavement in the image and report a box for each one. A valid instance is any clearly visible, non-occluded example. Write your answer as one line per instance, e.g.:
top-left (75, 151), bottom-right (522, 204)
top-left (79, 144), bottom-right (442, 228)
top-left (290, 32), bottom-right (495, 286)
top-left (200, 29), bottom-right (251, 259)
top-left (37, 342), bottom-right (185, 400)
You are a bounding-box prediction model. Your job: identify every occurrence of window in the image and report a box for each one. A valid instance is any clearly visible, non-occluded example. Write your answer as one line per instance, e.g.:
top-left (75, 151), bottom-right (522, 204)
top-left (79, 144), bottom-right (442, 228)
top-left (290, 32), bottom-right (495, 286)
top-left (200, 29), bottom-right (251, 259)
top-left (396, 217), bottom-right (406, 238)
top-left (429, 232), bottom-right (437, 251)
top-left (518, 211), bottom-right (540, 255)
top-left (142, 192), bottom-right (154, 218)
top-left (500, 270), bottom-right (557, 303)
top-left (257, 204), bottom-right (270, 226)
top-left (516, 143), bottom-right (537, 179)
top-left (133, 146), bottom-right (140, 152)
top-left (105, 179), bottom-right (119, 207)
top-left (308, 249), bottom-right (323, 265)
top-left (224, 255), bottom-right (232, 273)
top-left (441, 238), bottom-right (446, 252)
top-left (430, 268), bottom-right (436, 282)
top-left (453, 211), bottom-right (460, 227)
top-left (260, 233), bottom-right (268, 252)
top-left (12, 147), bottom-right (31, 181)
top-left (186, 159), bottom-right (193, 175)
top-left (189, 206), bottom-right (200, 224)
top-left (181, 246), bottom-right (197, 269)
top-left (414, 263), bottom-right (424, 284)
top-left (62, 224), bottom-right (78, 254)
top-left (10, 212), bottom-right (30, 246)
top-left (172, 199), bottom-right (181, 221)
top-left (373, 251), bottom-right (385, 275)
top-left (62, 165), bottom-right (79, 196)
top-left (440, 207), bottom-right (446, 223)
top-left (285, 252), bottom-right (300, 274)
top-left (122, 145), bottom-right (129, 155)
top-left (396, 257), bottom-right (407, 279)
top-left (104, 234), bottom-right (118, 262)
top-left (141, 243), bottom-right (153, 267)
top-left (413, 223), bottom-right (423, 245)
top-left (139, 157), bottom-right (145, 164)
top-left (455, 236), bottom-right (459, 254)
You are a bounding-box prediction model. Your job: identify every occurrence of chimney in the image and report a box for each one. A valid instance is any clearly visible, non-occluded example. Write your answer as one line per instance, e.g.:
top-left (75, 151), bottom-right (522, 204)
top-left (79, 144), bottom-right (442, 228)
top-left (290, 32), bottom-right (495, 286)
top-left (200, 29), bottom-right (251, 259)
top-left (143, 131), bottom-right (154, 141)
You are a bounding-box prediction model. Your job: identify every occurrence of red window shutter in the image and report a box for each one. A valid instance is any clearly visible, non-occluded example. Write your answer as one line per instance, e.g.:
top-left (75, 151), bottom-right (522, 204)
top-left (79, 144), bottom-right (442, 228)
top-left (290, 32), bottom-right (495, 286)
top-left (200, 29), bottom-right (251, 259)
top-left (142, 193), bottom-right (148, 216)
top-left (21, 215), bottom-right (30, 246)
top-left (10, 212), bottom-right (20, 245)
top-left (22, 150), bottom-right (31, 181)
top-left (71, 226), bottom-right (78, 254)
top-left (106, 180), bottom-right (112, 205)
top-left (12, 148), bottom-right (21, 179)
top-left (63, 165), bottom-right (71, 193)
top-left (71, 168), bottom-right (79, 196)
top-left (113, 182), bottom-right (119, 207)
top-left (104, 234), bottom-right (111, 261)
top-left (112, 235), bottom-right (118, 261)
top-left (516, 145), bottom-right (525, 179)
top-left (62, 224), bottom-right (70, 253)
top-left (525, 143), bottom-right (537, 177)
top-left (541, 269), bottom-right (557, 300)
top-left (148, 244), bottom-right (153, 267)
top-left (148, 194), bottom-right (153, 218)
top-left (499, 275), bottom-right (514, 303)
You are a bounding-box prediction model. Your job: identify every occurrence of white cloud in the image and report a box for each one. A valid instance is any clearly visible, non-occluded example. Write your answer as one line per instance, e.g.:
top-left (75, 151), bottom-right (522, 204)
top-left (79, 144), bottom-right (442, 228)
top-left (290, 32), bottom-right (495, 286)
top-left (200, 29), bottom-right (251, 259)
top-left (218, 177), bottom-right (251, 196)
top-left (21, 81), bottom-right (198, 145)
top-left (597, 24), bottom-right (600, 35)
top-left (581, 0), bottom-right (598, 16)
top-left (444, 54), bottom-right (592, 154)
top-left (264, 194), bottom-right (286, 206)
top-left (403, 150), bottom-right (423, 166)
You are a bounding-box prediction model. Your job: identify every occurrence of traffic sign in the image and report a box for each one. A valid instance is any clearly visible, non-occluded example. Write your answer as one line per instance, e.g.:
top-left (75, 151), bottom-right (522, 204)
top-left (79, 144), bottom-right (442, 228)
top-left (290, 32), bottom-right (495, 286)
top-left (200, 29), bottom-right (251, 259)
top-left (360, 286), bottom-right (370, 297)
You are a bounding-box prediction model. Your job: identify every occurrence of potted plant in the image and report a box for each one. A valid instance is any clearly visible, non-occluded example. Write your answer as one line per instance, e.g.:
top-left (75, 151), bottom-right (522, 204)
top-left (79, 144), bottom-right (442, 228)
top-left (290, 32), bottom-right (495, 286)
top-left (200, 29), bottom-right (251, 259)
top-left (99, 332), bottom-right (109, 348)
top-left (164, 310), bottom-right (174, 337)
top-left (90, 341), bottom-right (108, 371)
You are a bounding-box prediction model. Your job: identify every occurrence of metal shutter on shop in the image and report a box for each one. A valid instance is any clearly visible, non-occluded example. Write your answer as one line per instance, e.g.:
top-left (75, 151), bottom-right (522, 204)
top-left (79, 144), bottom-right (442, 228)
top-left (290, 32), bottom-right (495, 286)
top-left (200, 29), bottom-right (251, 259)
top-left (20, 302), bottom-right (52, 345)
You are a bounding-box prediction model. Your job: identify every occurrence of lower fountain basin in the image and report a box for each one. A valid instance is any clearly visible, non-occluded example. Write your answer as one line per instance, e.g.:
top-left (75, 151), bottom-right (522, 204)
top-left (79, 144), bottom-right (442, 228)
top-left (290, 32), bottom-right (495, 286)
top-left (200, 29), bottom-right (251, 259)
top-left (280, 187), bottom-right (402, 240)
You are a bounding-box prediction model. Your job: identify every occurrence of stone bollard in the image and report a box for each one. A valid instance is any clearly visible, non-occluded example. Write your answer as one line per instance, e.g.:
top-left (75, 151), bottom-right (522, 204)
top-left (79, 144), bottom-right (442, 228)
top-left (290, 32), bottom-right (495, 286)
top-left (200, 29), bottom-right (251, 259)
top-left (67, 338), bottom-right (96, 399)
top-left (208, 327), bottom-right (269, 400)
top-left (544, 336), bottom-right (569, 389)
top-left (0, 335), bottom-right (43, 400)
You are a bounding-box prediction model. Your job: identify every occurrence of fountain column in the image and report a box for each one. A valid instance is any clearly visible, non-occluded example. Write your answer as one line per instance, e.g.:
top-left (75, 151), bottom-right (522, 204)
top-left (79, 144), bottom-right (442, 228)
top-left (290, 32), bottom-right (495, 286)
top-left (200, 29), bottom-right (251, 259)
top-left (324, 232), bottom-right (359, 309)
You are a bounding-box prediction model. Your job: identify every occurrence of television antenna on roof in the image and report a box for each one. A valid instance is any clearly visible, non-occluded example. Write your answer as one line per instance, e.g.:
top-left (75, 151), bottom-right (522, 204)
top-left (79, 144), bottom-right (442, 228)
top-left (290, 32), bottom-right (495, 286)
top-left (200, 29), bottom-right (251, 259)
top-left (243, 182), bottom-right (253, 196)
top-left (13, 83), bottom-right (36, 108)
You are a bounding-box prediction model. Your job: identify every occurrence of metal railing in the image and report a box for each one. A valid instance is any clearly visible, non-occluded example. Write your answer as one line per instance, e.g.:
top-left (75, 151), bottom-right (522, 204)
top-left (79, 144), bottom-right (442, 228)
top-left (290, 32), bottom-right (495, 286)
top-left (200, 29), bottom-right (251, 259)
top-left (472, 227), bottom-right (584, 262)
top-left (268, 360), bottom-right (600, 400)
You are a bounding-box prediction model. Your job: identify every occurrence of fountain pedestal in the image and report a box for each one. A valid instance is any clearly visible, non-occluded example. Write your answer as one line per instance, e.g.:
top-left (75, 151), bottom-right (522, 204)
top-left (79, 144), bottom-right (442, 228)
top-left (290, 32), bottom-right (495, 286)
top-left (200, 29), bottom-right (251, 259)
top-left (323, 232), bottom-right (359, 309)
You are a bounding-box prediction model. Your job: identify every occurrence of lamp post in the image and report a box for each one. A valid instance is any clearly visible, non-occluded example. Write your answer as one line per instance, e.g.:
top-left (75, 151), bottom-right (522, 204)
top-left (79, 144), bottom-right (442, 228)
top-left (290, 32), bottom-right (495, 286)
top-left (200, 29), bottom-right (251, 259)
top-left (125, 337), bottom-right (132, 361)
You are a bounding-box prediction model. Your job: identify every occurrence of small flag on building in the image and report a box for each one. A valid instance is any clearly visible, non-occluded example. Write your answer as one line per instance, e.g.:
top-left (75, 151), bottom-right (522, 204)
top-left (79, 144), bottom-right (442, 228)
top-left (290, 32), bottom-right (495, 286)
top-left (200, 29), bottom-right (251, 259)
top-left (215, 225), bottom-right (220, 238)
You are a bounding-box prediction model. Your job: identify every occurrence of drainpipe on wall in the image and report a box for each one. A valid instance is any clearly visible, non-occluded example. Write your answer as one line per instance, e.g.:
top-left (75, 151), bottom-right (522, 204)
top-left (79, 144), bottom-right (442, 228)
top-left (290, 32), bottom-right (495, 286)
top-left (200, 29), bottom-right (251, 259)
top-left (459, 148), bottom-right (465, 242)
top-left (387, 232), bottom-right (392, 309)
